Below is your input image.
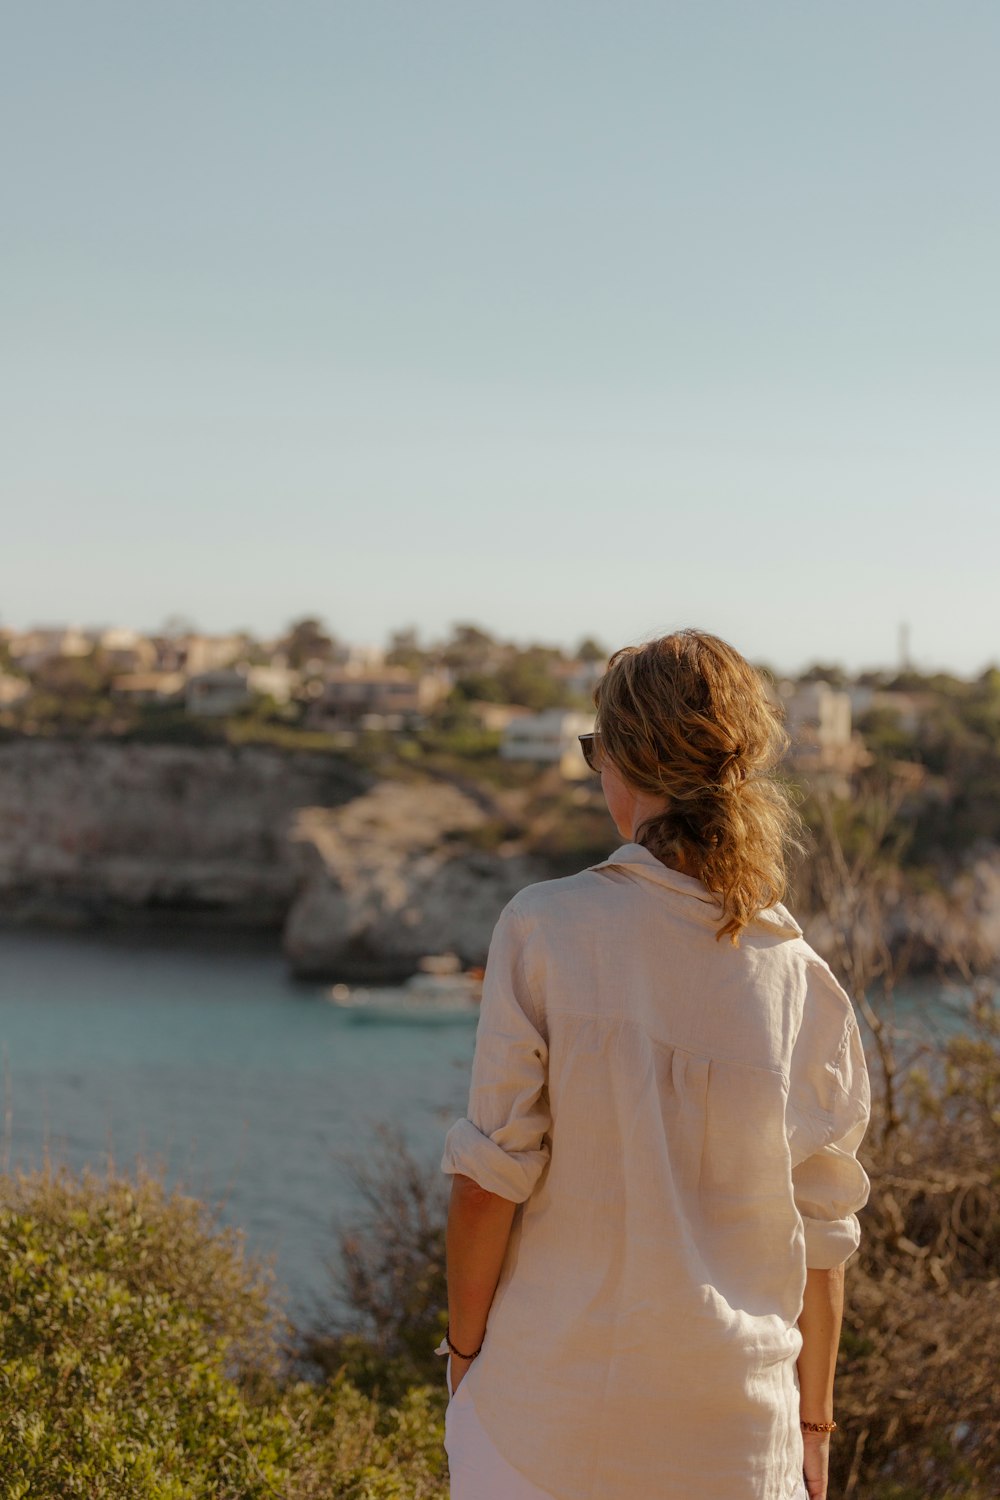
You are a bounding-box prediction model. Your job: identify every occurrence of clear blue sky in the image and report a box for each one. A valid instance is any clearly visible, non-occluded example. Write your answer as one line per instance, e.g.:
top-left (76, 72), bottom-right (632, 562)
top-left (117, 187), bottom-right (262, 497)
top-left (3, 1), bottom-right (997, 676)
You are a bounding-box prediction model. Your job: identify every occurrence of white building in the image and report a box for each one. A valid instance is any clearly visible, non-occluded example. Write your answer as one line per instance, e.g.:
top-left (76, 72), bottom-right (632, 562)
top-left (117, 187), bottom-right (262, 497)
top-left (331, 642), bottom-right (387, 672)
top-left (241, 664), bottom-right (298, 705)
top-left (779, 680), bottom-right (853, 755)
top-left (466, 701), bottom-right (534, 734)
top-left (180, 633), bottom-right (248, 677)
top-left (500, 709), bottom-right (597, 780)
top-left (185, 663), bottom-right (300, 716)
top-left (306, 667), bottom-right (451, 729)
top-left (776, 679), bottom-right (870, 795)
top-left (95, 628), bottom-right (159, 673)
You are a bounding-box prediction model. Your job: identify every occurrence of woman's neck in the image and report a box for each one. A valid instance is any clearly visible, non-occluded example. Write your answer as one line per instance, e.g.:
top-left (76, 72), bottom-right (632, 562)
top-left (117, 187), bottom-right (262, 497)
top-left (660, 854), bottom-right (700, 879)
top-left (632, 834), bottom-right (701, 880)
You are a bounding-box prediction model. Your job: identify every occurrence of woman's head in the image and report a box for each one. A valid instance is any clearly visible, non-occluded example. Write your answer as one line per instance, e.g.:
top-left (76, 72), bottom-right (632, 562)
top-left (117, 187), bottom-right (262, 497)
top-left (591, 627), bottom-right (807, 946)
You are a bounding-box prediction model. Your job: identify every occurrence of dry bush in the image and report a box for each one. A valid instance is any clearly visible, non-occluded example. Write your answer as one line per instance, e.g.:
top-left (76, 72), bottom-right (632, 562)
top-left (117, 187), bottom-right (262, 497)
top-left (832, 983), bottom-right (999, 1499)
top-left (291, 1121), bottom-right (449, 1406)
top-left (801, 770), bottom-right (1000, 1498)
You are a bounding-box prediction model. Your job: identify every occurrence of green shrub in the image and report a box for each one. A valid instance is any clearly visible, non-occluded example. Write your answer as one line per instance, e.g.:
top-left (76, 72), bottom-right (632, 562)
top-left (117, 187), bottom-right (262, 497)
top-left (0, 1158), bottom-right (449, 1498)
top-left (0, 1161), bottom-right (293, 1497)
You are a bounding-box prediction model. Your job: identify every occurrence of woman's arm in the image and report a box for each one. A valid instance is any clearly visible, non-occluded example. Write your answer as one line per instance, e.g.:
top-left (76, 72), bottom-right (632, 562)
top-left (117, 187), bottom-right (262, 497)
top-left (796, 1262), bottom-right (845, 1500)
top-left (796, 1261), bottom-right (844, 1420)
top-left (444, 1172), bottom-right (517, 1391)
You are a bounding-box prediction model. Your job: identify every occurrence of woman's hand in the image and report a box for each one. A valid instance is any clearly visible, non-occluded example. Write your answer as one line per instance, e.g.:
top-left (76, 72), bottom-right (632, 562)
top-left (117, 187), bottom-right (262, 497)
top-left (448, 1351), bottom-right (475, 1397)
top-left (801, 1429), bottom-right (830, 1500)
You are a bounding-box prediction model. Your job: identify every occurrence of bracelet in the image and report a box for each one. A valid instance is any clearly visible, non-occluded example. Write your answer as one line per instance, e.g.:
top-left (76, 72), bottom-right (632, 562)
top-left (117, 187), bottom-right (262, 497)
top-left (445, 1323), bottom-right (483, 1360)
top-left (801, 1420), bottom-right (837, 1433)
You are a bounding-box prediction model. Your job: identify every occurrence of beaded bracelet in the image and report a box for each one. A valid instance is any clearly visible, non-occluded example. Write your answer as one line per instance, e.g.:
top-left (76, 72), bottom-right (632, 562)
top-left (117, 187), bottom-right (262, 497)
top-left (801, 1419), bottom-right (837, 1433)
top-left (445, 1323), bottom-right (483, 1360)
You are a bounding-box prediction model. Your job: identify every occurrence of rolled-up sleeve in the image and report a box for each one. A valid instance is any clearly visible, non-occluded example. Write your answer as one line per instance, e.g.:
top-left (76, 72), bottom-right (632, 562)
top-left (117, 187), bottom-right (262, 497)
top-left (440, 897), bottom-right (552, 1203)
top-left (787, 959), bottom-right (872, 1270)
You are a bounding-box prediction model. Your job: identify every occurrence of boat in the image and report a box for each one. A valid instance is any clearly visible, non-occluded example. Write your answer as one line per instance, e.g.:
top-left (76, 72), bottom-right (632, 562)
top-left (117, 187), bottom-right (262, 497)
top-left (327, 953), bottom-right (485, 1024)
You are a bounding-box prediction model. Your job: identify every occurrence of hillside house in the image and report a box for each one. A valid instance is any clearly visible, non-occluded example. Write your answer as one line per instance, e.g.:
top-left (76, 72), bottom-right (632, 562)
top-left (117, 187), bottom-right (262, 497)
top-left (777, 679), bottom-right (870, 793)
top-left (500, 708), bottom-right (597, 780)
top-left (7, 626), bottom-right (92, 672)
top-left (95, 628), bottom-right (158, 673)
top-left (305, 667), bottom-right (452, 730)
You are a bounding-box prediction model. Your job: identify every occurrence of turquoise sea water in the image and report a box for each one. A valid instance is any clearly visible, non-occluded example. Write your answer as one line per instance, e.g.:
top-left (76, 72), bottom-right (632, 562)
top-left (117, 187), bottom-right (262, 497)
top-left (0, 925), bottom-right (476, 1333)
top-left (0, 925), bottom-right (971, 1334)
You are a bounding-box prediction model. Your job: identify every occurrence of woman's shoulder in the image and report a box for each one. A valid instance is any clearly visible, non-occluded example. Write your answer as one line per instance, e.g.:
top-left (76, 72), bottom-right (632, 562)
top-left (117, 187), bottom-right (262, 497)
top-left (511, 863), bottom-right (808, 948)
top-left (506, 863), bottom-right (613, 928)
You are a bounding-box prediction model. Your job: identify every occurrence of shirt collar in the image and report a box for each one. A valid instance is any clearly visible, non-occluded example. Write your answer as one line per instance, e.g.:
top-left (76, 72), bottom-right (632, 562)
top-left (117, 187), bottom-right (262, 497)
top-left (589, 841), bottom-right (803, 937)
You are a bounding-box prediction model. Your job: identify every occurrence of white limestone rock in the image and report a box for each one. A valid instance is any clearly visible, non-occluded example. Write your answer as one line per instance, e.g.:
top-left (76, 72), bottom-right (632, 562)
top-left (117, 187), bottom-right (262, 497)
top-left (283, 780), bottom-right (544, 978)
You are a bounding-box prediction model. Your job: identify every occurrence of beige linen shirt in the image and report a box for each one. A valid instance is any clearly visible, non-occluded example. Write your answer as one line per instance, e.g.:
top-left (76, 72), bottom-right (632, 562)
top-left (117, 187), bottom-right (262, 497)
top-left (437, 841), bottom-right (871, 1500)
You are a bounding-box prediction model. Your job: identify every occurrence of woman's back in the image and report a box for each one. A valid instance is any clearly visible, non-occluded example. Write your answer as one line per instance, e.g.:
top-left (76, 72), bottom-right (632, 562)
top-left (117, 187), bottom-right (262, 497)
top-left (441, 840), bottom-right (871, 1500)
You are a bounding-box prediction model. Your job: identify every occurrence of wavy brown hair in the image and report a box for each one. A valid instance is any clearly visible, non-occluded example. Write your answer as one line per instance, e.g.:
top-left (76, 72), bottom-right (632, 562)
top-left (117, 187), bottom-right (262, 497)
top-left (592, 628), bottom-right (807, 946)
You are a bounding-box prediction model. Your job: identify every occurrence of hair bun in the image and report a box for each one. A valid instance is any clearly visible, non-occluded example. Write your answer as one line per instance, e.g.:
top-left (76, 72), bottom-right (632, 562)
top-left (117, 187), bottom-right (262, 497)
top-left (719, 748), bottom-right (747, 784)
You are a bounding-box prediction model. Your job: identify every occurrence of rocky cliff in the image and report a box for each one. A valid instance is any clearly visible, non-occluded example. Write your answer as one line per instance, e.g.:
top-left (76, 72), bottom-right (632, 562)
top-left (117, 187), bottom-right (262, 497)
top-left (0, 739), bottom-right (369, 928)
top-left (283, 779), bottom-right (546, 979)
top-left (2, 738), bottom-right (998, 983)
top-left (0, 740), bottom-right (549, 977)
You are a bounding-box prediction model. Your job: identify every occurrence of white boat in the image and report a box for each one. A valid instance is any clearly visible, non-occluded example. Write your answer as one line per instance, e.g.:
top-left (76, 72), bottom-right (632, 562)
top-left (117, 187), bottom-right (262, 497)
top-left (327, 954), bottom-right (484, 1024)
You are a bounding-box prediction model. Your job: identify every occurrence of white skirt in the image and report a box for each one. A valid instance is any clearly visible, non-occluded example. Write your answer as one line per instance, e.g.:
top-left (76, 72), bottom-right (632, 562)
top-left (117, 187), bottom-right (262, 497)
top-left (444, 1354), bottom-right (811, 1500)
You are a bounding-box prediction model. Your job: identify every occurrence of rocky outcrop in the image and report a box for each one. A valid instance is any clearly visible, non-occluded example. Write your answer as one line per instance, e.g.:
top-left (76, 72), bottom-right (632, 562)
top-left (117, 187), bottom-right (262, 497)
top-left (0, 739), bottom-right (369, 927)
top-left (0, 740), bottom-right (548, 975)
top-left (3, 737), bottom-right (998, 983)
top-left (283, 780), bottom-right (547, 979)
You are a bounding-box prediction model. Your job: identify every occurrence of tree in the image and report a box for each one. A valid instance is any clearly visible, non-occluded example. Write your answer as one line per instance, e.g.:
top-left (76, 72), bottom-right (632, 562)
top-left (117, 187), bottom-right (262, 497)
top-left (574, 636), bottom-right (607, 663)
top-left (450, 672), bottom-right (508, 704)
top-left (279, 617), bottom-right (337, 670)
top-left (495, 647), bottom-right (571, 711)
top-left (856, 706), bottom-right (919, 764)
top-left (384, 627), bottom-right (426, 672)
top-left (439, 624), bottom-right (500, 674)
top-left (799, 661), bottom-right (849, 689)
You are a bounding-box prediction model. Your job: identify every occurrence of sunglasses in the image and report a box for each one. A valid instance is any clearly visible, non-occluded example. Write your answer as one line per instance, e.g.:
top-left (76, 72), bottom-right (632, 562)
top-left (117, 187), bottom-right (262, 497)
top-left (578, 731), bottom-right (602, 773)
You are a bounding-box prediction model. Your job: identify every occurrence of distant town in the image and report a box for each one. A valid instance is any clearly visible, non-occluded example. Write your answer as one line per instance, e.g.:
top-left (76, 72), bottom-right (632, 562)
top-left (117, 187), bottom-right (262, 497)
top-left (0, 616), bottom-right (996, 805)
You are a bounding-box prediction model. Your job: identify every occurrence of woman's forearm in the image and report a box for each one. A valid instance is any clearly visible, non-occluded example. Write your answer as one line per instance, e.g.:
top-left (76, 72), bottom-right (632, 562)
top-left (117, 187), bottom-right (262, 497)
top-left (796, 1263), bottom-right (845, 1420)
top-left (445, 1173), bottom-right (517, 1352)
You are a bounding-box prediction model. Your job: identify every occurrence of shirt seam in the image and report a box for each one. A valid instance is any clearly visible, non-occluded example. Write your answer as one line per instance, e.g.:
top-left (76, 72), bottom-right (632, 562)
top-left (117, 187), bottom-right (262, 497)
top-left (509, 899), bottom-right (546, 1037)
top-left (542, 1004), bottom-right (793, 1084)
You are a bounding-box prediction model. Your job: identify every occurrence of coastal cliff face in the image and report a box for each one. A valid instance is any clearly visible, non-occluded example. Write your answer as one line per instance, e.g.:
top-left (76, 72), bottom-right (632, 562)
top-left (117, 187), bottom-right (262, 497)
top-left (0, 739), bottom-right (369, 928)
top-left (2, 739), bottom-right (999, 981)
top-left (283, 780), bottom-right (547, 979)
top-left (0, 740), bottom-right (549, 977)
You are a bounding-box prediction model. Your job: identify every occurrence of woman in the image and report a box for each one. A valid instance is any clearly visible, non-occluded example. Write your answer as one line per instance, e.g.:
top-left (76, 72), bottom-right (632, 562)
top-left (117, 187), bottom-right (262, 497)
top-left (435, 628), bottom-right (871, 1500)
